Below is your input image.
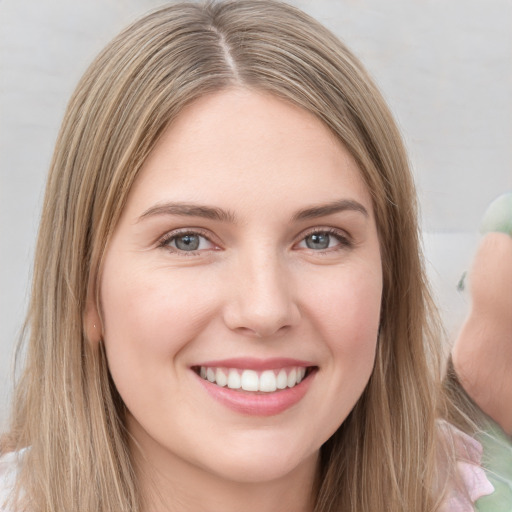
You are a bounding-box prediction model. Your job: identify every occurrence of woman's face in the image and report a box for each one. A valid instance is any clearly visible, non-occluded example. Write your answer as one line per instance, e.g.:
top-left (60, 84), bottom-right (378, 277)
top-left (97, 89), bottom-right (382, 485)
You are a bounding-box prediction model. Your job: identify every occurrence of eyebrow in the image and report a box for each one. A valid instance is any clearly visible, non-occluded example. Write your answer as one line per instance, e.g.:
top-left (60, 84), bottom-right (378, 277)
top-left (138, 202), bottom-right (236, 223)
top-left (292, 199), bottom-right (369, 221)
top-left (137, 199), bottom-right (368, 224)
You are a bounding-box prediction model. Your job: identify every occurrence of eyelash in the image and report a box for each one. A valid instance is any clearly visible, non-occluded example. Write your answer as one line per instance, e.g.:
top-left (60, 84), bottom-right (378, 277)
top-left (157, 227), bottom-right (352, 256)
top-left (298, 227), bottom-right (353, 253)
top-left (157, 228), bottom-right (217, 256)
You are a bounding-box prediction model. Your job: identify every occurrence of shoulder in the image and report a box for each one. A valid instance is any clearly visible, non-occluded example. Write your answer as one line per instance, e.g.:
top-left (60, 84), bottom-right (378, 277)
top-left (437, 421), bottom-right (495, 511)
top-left (0, 449), bottom-right (26, 512)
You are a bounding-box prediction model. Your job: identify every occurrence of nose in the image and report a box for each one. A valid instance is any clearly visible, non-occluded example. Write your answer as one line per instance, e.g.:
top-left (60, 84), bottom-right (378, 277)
top-left (222, 250), bottom-right (301, 338)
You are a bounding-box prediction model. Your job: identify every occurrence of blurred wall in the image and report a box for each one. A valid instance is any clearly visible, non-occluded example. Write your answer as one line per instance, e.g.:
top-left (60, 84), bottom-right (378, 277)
top-left (1, 0), bottom-right (511, 426)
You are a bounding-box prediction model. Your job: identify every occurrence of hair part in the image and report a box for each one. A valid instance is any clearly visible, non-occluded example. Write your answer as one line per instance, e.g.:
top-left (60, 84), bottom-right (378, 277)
top-left (5, 1), bottom-right (450, 510)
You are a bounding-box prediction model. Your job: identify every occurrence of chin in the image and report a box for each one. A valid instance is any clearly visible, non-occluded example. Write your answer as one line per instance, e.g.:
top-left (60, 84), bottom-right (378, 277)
top-left (197, 440), bottom-right (319, 485)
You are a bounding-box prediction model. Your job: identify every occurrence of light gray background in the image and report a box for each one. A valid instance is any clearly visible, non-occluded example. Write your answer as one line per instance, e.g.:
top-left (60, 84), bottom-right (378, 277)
top-left (1, 0), bottom-right (511, 427)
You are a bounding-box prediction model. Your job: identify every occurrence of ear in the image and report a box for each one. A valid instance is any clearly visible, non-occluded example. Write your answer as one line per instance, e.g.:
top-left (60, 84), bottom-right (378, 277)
top-left (84, 276), bottom-right (103, 346)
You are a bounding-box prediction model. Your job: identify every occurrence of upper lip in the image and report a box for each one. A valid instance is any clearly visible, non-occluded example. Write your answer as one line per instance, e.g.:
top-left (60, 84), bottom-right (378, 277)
top-left (192, 357), bottom-right (315, 371)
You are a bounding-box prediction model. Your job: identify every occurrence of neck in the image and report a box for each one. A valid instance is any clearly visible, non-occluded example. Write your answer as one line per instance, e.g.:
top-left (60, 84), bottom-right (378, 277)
top-left (142, 461), bottom-right (318, 512)
top-left (129, 425), bottom-right (319, 512)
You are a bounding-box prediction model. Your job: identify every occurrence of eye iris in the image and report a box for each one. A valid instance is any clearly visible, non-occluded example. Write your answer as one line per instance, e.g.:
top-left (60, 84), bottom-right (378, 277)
top-left (175, 234), bottom-right (200, 251)
top-left (306, 232), bottom-right (330, 250)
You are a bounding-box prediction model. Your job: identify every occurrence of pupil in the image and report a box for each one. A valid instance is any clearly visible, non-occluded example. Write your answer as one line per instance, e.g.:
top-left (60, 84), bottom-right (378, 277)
top-left (306, 233), bottom-right (330, 250)
top-left (176, 234), bottom-right (199, 251)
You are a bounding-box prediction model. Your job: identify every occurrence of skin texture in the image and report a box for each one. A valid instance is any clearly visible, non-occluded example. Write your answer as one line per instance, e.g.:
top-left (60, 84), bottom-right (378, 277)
top-left (453, 232), bottom-right (512, 435)
top-left (90, 89), bottom-right (383, 511)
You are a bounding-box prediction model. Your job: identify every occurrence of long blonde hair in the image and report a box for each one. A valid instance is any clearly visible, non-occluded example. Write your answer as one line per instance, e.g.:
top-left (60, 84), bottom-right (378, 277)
top-left (5, 1), bottom-right (446, 510)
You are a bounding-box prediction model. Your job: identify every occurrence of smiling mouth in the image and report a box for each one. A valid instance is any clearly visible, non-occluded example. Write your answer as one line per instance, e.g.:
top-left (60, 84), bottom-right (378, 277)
top-left (192, 366), bottom-right (316, 393)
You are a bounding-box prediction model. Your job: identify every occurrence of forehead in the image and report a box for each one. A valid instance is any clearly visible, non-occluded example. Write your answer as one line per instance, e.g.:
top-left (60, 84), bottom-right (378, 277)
top-left (125, 88), bottom-right (373, 219)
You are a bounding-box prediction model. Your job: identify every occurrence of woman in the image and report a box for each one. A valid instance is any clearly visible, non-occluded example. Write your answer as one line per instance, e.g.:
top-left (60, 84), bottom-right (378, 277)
top-left (0, 1), bottom-right (493, 510)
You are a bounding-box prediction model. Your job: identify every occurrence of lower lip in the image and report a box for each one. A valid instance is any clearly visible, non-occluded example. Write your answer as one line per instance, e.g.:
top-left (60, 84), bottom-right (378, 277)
top-left (195, 370), bottom-right (316, 416)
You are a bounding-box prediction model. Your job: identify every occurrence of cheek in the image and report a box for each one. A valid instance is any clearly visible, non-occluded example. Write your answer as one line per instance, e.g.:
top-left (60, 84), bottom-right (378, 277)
top-left (294, 263), bottom-right (382, 440)
top-left (302, 261), bottom-right (382, 405)
top-left (307, 265), bottom-right (382, 347)
top-left (99, 262), bottom-right (218, 377)
top-left (99, 260), bottom-right (224, 422)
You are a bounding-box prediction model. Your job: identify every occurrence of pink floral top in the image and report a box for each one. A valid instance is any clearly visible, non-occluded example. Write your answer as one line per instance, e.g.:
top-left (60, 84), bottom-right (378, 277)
top-left (438, 421), bottom-right (495, 511)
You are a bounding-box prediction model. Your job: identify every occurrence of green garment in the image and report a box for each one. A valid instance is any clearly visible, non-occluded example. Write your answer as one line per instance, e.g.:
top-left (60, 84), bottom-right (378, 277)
top-left (476, 421), bottom-right (512, 511)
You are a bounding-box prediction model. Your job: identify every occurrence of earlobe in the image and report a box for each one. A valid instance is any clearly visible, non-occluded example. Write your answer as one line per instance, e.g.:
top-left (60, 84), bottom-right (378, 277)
top-left (84, 272), bottom-right (103, 346)
top-left (83, 256), bottom-right (105, 345)
top-left (84, 298), bottom-right (102, 346)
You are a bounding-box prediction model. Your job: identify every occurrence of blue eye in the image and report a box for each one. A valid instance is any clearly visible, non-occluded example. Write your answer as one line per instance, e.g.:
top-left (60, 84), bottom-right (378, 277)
top-left (174, 234), bottom-right (201, 251)
top-left (160, 231), bottom-right (215, 253)
top-left (305, 232), bottom-right (331, 250)
top-left (297, 230), bottom-right (350, 251)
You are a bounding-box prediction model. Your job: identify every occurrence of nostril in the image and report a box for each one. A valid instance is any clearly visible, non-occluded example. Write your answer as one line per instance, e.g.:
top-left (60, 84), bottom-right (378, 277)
top-left (232, 324), bottom-right (293, 339)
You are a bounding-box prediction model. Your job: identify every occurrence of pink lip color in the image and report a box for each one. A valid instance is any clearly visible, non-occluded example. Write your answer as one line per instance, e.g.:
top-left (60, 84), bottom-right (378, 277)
top-left (195, 357), bottom-right (313, 371)
top-left (193, 358), bottom-right (316, 416)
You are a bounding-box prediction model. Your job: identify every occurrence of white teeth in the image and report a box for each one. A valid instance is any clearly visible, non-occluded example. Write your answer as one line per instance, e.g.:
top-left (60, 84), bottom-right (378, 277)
top-left (241, 370), bottom-right (259, 391)
top-left (227, 368), bottom-right (241, 389)
top-left (215, 368), bottom-right (227, 387)
top-left (276, 369), bottom-right (288, 389)
top-left (198, 366), bottom-right (310, 392)
top-left (259, 370), bottom-right (277, 392)
top-left (287, 368), bottom-right (297, 388)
